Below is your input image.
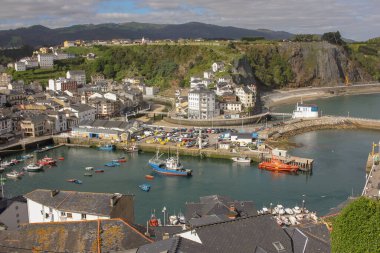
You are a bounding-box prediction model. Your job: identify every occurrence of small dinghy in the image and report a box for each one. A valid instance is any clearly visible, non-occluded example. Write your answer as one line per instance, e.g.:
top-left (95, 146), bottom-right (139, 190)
top-left (139, 183), bottom-right (151, 192)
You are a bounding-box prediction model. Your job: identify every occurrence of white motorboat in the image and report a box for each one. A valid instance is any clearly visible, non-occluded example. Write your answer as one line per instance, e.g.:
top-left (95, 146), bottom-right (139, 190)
top-left (169, 215), bottom-right (179, 225)
top-left (177, 212), bottom-right (186, 224)
top-left (85, 167), bottom-right (94, 171)
top-left (262, 207), bottom-right (269, 214)
top-left (24, 164), bottom-right (43, 172)
top-left (6, 170), bottom-right (23, 179)
top-left (288, 216), bottom-right (299, 225)
top-left (285, 208), bottom-right (294, 215)
top-left (231, 157), bottom-right (251, 163)
top-left (293, 206), bottom-right (302, 214)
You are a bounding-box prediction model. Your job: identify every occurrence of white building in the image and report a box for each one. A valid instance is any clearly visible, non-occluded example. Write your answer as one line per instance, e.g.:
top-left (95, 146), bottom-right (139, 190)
top-left (203, 71), bottom-right (214, 79)
top-left (47, 111), bottom-right (67, 133)
top-left (24, 189), bottom-right (135, 223)
top-left (212, 62), bottom-right (225, 72)
top-left (20, 57), bottom-right (39, 69)
top-left (15, 61), bottom-right (26, 71)
top-left (0, 73), bottom-right (12, 88)
top-left (48, 78), bottom-right (66, 91)
top-left (104, 92), bottom-right (117, 101)
top-left (220, 101), bottom-right (242, 112)
top-left (60, 104), bottom-right (96, 122)
top-left (67, 70), bottom-right (86, 85)
top-left (188, 87), bottom-right (220, 119)
top-left (37, 54), bottom-right (54, 68)
top-left (235, 86), bottom-right (254, 108)
top-left (292, 103), bottom-right (319, 119)
top-left (231, 133), bottom-right (253, 147)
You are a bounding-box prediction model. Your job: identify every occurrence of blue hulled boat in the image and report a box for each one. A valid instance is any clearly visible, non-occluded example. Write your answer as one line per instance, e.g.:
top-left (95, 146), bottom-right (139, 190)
top-left (99, 144), bottom-right (115, 151)
top-left (148, 150), bottom-right (192, 177)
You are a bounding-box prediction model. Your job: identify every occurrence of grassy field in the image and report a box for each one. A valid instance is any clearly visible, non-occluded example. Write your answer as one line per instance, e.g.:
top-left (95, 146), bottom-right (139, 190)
top-left (9, 68), bottom-right (65, 86)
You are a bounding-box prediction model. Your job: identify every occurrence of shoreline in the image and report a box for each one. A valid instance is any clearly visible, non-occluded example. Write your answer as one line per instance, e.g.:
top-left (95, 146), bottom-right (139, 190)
top-left (262, 83), bottom-right (380, 109)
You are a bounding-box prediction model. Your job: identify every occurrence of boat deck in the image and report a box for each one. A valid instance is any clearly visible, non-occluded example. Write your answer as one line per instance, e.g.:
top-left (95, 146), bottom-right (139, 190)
top-left (261, 154), bottom-right (314, 172)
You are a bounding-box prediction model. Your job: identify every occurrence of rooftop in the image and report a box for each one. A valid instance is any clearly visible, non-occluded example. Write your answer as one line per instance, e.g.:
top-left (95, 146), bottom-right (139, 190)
top-left (0, 218), bottom-right (152, 252)
top-left (24, 189), bottom-right (133, 217)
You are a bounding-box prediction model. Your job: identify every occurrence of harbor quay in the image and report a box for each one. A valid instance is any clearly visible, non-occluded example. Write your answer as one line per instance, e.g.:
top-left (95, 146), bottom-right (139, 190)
top-left (362, 141), bottom-right (380, 198)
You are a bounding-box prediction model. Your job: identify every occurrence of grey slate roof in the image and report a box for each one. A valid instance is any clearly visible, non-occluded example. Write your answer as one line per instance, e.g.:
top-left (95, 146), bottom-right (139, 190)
top-left (185, 215), bottom-right (293, 253)
top-left (150, 225), bottom-right (184, 241)
top-left (285, 224), bottom-right (331, 253)
top-left (185, 195), bottom-right (256, 222)
top-left (138, 236), bottom-right (209, 253)
top-left (24, 189), bottom-right (132, 217)
top-left (0, 218), bottom-right (153, 253)
top-left (70, 103), bottom-right (95, 112)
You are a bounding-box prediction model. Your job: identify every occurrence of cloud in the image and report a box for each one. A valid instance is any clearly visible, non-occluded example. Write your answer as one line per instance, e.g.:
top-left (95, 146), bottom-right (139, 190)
top-left (0, 0), bottom-right (379, 40)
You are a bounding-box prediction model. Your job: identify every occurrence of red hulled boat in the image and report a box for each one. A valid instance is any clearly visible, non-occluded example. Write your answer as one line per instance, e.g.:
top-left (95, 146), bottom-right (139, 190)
top-left (258, 157), bottom-right (299, 172)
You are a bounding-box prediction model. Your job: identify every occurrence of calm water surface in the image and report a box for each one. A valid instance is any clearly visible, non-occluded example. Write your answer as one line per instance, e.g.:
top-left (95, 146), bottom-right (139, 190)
top-left (273, 93), bottom-right (380, 119)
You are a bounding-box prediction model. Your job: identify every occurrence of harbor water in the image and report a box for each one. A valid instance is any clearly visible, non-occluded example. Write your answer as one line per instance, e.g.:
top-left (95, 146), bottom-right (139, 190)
top-left (2, 93), bottom-right (380, 224)
top-left (1, 129), bottom-right (375, 224)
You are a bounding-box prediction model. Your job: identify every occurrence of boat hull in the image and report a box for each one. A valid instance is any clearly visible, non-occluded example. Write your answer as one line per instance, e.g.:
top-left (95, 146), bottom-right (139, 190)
top-left (258, 162), bottom-right (298, 172)
top-left (149, 163), bottom-right (191, 176)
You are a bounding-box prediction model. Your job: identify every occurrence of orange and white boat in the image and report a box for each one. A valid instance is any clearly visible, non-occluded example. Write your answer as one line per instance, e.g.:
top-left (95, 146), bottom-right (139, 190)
top-left (258, 157), bottom-right (299, 172)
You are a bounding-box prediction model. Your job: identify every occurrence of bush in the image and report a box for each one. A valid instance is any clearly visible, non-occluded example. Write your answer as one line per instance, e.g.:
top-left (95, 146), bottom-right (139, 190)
top-left (331, 197), bottom-right (380, 253)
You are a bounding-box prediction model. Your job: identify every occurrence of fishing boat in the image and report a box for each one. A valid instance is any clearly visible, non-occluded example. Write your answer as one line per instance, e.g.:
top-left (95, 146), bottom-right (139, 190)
top-left (85, 167), bottom-right (94, 171)
top-left (2, 161), bottom-right (14, 167)
top-left (258, 157), bottom-right (299, 172)
top-left (145, 175), bottom-right (155, 180)
top-left (148, 214), bottom-right (159, 227)
top-left (38, 157), bottom-right (57, 166)
top-left (84, 173), bottom-right (93, 176)
top-left (105, 161), bottom-right (120, 167)
top-left (125, 145), bottom-right (138, 153)
top-left (95, 169), bottom-right (104, 173)
top-left (24, 164), bottom-right (43, 172)
top-left (139, 183), bottom-right (151, 192)
top-left (58, 157), bottom-right (65, 161)
top-left (67, 179), bottom-right (82, 184)
top-left (231, 157), bottom-right (251, 163)
top-left (118, 157), bottom-right (127, 162)
top-left (99, 144), bottom-right (115, 151)
top-left (148, 150), bottom-right (192, 176)
top-left (6, 170), bottom-right (23, 179)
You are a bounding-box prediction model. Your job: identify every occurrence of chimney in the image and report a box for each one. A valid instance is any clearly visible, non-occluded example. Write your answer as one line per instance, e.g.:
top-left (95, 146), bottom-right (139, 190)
top-left (110, 193), bottom-right (122, 207)
top-left (228, 204), bottom-right (237, 219)
top-left (51, 189), bottom-right (59, 197)
top-left (163, 233), bottom-right (170, 240)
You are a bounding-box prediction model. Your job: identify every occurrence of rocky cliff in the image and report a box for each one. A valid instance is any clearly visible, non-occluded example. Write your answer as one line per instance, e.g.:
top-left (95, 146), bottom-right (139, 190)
top-left (233, 42), bottom-right (372, 89)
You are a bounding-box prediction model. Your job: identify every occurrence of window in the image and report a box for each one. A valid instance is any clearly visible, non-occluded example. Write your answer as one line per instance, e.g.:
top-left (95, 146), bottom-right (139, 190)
top-left (66, 213), bottom-right (72, 218)
top-left (81, 213), bottom-right (87, 219)
top-left (17, 219), bottom-right (20, 223)
top-left (61, 212), bottom-right (66, 216)
top-left (272, 241), bottom-right (285, 252)
top-left (16, 213), bottom-right (19, 218)
top-left (15, 205), bottom-right (18, 210)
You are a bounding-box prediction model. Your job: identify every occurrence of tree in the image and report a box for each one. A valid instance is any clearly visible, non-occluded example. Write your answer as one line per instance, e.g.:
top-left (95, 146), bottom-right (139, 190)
top-left (321, 31), bottom-right (345, 45)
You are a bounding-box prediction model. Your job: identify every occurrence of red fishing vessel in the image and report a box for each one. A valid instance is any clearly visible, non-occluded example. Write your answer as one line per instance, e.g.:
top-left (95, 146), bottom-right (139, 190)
top-left (38, 157), bottom-right (57, 166)
top-left (258, 157), bottom-right (299, 172)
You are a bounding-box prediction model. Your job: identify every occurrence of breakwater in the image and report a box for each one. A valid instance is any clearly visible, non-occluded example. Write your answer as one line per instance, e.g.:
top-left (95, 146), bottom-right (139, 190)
top-left (269, 116), bottom-right (380, 140)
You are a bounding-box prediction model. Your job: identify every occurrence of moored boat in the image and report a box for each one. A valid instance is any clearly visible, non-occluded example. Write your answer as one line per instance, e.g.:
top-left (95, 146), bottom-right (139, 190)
top-left (84, 173), bottom-right (93, 176)
top-left (148, 150), bottom-right (192, 177)
top-left (231, 157), bottom-right (251, 163)
top-left (258, 157), bottom-right (299, 172)
top-left (67, 179), bottom-right (82, 184)
top-left (24, 164), bottom-right (43, 172)
top-left (99, 144), bottom-right (115, 151)
top-left (145, 175), bottom-right (155, 180)
top-left (95, 169), bottom-right (104, 173)
top-left (38, 157), bottom-right (57, 166)
top-left (85, 167), bottom-right (94, 171)
top-left (58, 157), bottom-right (65, 160)
top-left (139, 183), bottom-right (151, 192)
top-left (6, 170), bottom-right (23, 179)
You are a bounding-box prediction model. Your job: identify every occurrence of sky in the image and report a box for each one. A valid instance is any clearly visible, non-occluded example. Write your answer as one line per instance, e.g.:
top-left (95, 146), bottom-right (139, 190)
top-left (0, 0), bottom-right (379, 41)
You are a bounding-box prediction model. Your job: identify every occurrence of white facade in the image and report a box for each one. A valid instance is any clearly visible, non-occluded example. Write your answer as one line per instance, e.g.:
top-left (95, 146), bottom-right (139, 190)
top-left (203, 71), bottom-right (214, 79)
top-left (60, 104), bottom-right (96, 122)
top-left (20, 58), bottom-right (39, 69)
top-left (235, 87), bottom-right (254, 108)
top-left (220, 102), bottom-right (242, 112)
top-left (48, 78), bottom-right (65, 91)
top-left (48, 113), bottom-right (67, 133)
top-left (15, 61), bottom-right (26, 71)
top-left (27, 199), bottom-right (109, 223)
top-left (67, 70), bottom-right (86, 85)
top-left (37, 54), bottom-right (54, 68)
top-left (212, 62), bottom-right (224, 72)
top-left (188, 88), bottom-right (219, 119)
top-left (292, 103), bottom-right (319, 119)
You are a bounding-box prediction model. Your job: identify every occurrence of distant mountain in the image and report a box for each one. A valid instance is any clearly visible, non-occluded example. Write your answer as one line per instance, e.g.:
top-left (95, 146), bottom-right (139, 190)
top-left (0, 22), bottom-right (294, 47)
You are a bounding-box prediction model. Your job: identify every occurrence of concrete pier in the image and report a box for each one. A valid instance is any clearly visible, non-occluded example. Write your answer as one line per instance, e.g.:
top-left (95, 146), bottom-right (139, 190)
top-left (362, 142), bottom-right (380, 198)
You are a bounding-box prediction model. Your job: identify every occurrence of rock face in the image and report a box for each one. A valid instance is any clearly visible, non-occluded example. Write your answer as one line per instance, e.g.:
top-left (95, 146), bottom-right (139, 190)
top-left (233, 42), bottom-right (372, 88)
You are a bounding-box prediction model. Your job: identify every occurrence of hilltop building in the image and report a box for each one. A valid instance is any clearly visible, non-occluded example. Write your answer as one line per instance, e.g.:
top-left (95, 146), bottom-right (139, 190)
top-left (188, 87), bottom-right (220, 119)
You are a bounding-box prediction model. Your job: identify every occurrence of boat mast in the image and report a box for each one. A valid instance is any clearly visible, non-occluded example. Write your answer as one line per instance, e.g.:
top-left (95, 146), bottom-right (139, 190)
top-left (1, 175), bottom-right (4, 199)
